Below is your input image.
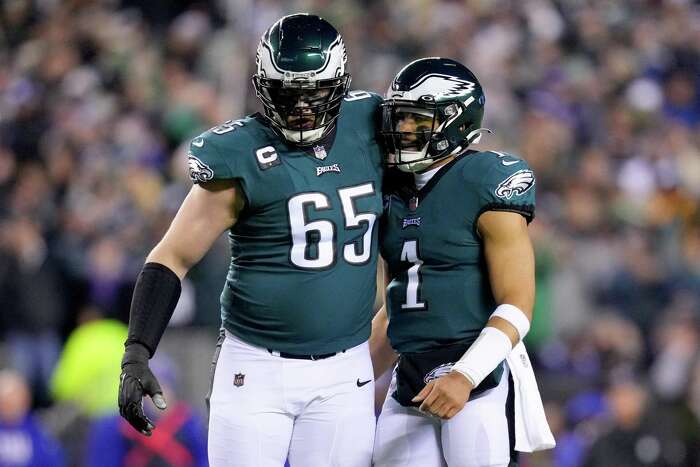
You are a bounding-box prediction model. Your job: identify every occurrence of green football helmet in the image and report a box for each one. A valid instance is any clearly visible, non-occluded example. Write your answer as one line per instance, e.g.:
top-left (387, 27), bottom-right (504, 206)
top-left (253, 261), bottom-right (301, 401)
top-left (253, 13), bottom-right (351, 146)
top-left (381, 57), bottom-right (488, 172)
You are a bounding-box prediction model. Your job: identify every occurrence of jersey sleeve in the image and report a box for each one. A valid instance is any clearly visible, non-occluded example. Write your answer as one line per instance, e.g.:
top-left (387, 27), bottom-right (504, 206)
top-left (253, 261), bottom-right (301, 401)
top-left (469, 151), bottom-right (536, 223)
top-left (187, 130), bottom-right (236, 184)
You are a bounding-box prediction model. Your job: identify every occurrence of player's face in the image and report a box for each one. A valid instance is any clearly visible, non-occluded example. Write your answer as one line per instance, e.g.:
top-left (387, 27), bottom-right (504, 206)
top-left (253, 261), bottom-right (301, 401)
top-left (394, 109), bottom-right (438, 151)
top-left (269, 88), bottom-right (332, 130)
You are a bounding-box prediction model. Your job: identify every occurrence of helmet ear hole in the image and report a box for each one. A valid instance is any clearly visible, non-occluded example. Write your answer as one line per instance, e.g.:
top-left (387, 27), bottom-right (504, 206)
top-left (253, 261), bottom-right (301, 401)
top-left (429, 132), bottom-right (449, 153)
top-left (444, 104), bottom-right (459, 117)
top-left (434, 139), bottom-right (449, 151)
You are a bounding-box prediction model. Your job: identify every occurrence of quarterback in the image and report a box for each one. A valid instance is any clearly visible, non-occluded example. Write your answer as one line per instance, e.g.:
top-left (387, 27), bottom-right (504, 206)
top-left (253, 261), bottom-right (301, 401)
top-left (370, 58), bottom-right (537, 467)
top-left (117, 14), bottom-right (383, 467)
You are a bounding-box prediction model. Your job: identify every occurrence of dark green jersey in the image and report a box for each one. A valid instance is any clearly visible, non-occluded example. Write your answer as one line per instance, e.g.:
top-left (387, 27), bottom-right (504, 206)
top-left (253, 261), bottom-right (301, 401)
top-left (188, 91), bottom-right (383, 354)
top-left (380, 150), bottom-right (535, 353)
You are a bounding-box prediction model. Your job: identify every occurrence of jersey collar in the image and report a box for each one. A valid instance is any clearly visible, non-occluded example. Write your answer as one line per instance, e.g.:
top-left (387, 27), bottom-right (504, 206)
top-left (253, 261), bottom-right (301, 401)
top-left (390, 150), bottom-right (477, 208)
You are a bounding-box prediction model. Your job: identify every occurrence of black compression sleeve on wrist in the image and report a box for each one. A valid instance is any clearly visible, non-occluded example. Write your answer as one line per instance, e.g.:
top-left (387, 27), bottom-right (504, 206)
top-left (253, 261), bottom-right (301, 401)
top-left (125, 262), bottom-right (181, 357)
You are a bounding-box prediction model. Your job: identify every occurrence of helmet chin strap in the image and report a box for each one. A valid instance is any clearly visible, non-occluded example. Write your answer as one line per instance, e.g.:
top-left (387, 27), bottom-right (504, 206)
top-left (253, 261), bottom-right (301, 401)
top-left (280, 126), bottom-right (327, 144)
top-left (397, 127), bottom-right (493, 173)
top-left (398, 159), bottom-right (436, 173)
top-left (397, 145), bottom-right (435, 173)
top-left (269, 111), bottom-right (330, 145)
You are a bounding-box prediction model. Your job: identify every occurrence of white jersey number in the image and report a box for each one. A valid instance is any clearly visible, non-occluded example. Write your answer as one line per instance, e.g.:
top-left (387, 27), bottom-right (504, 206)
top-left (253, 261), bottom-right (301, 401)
top-left (344, 90), bottom-right (373, 101)
top-left (288, 193), bottom-right (335, 269)
top-left (400, 240), bottom-right (427, 310)
top-left (288, 183), bottom-right (377, 269)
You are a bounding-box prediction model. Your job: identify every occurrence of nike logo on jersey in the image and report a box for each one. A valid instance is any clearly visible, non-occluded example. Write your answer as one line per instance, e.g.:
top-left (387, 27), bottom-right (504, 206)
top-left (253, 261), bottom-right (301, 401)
top-left (356, 378), bottom-right (372, 387)
top-left (192, 138), bottom-right (204, 148)
top-left (316, 163), bottom-right (341, 176)
top-left (492, 151), bottom-right (520, 166)
top-left (402, 217), bottom-right (422, 228)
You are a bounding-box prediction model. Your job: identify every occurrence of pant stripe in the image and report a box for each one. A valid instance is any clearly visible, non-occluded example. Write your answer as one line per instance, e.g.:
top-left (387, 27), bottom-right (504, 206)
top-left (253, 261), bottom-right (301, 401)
top-left (506, 372), bottom-right (518, 467)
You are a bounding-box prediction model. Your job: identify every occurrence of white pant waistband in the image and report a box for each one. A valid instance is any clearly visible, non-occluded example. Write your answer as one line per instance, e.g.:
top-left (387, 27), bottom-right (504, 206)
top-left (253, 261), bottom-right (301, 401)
top-left (224, 329), bottom-right (368, 360)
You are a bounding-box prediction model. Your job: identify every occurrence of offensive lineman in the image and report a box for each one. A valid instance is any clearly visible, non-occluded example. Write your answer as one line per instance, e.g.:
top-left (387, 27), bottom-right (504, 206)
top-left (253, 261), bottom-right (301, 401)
top-left (117, 14), bottom-right (383, 467)
top-left (370, 58), bottom-right (537, 466)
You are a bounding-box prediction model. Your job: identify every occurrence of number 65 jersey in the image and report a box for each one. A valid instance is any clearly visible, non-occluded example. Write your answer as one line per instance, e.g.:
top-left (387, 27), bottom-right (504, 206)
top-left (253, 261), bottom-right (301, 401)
top-left (380, 151), bottom-right (536, 354)
top-left (188, 92), bottom-right (383, 356)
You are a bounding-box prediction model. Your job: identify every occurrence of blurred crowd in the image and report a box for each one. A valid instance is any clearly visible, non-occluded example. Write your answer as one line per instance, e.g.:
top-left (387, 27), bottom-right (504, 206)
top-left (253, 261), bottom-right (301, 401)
top-left (1, 0), bottom-right (700, 465)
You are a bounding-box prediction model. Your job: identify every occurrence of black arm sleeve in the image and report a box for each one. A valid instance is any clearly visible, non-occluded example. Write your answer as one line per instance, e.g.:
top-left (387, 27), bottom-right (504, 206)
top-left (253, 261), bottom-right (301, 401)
top-left (124, 262), bottom-right (181, 357)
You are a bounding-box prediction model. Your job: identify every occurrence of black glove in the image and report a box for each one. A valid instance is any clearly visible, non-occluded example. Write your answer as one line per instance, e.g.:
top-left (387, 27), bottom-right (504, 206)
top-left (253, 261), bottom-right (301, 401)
top-left (118, 343), bottom-right (167, 436)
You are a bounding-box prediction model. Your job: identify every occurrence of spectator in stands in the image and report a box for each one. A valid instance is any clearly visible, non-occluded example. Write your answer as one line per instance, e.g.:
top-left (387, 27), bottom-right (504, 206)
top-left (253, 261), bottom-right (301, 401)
top-left (50, 315), bottom-right (126, 416)
top-left (583, 377), bottom-right (688, 467)
top-left (45, 314), bottom-right (126, 464)
top-left (683, 358), bottom-right (700, 465)
top-left (0, 369), bottom-right (65, 467)
top-left (0, 215), bottom-right (65, 407)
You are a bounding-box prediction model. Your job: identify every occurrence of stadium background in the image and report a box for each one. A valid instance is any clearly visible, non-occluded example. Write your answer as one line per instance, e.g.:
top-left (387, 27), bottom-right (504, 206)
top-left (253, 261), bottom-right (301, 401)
top-left (1, 0), bottom-right (700, 465)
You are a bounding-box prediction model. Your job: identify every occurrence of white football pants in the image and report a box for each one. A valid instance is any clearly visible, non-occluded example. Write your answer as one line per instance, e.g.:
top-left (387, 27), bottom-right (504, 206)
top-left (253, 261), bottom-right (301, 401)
top-left (373, 365), bottom-right (515, 467)
top-left (207, 330), bottom-right (375, 467)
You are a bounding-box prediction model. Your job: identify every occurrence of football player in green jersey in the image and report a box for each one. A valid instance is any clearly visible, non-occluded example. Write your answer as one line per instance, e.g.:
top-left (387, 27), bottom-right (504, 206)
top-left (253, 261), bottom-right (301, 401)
top-left (117, 14), bottom-right (384, 467)
top-left (370, 58), bottom-right (538, 466)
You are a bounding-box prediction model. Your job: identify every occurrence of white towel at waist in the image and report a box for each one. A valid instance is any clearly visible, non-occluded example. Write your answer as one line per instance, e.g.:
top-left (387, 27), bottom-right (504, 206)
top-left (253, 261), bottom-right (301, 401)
top-left (505, 341), bottom-right (556, 452)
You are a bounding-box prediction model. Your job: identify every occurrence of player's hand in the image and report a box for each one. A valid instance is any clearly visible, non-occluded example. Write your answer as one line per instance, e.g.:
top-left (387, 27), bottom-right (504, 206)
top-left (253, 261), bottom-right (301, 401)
top-left (118, 343), bottom-right (167, 436)
top-left (412, 371), bottom-right (474, 419)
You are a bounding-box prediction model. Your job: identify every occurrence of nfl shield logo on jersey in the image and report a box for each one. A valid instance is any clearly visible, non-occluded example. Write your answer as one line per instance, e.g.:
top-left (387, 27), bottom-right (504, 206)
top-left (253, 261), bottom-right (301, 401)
top-left (313, 145), bottom-right (327, 160)
top-left (233, 373), bottom-right (245, 387)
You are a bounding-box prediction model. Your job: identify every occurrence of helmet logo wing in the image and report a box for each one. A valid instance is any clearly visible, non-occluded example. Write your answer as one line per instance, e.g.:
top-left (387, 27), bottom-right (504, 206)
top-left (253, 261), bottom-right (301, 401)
top-left (400, 73), bottom-right (476, 98)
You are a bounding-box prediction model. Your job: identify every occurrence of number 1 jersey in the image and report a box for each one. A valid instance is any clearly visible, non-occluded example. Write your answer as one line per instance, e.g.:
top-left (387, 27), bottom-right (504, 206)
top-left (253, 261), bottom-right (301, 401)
top-left (380, 151), bottom-right (536, 354)
top-left (187, 92), bottom-right (383, 355)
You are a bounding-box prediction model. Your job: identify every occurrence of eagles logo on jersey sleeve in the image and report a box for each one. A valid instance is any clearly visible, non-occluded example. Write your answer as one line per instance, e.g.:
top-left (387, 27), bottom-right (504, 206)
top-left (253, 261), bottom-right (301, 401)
top-left (187, 124), bottom-right (241, 183)
top-left (187, 153), bottom-right (214, 183)
top-left (495, 169), bottom-right (535, 200)
top-left (468, 150), bottom-right (536, 223)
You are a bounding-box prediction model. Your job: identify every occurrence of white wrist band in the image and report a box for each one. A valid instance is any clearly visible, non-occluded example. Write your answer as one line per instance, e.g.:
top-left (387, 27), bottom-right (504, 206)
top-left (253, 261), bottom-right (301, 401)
top-left (451, 326), bottom-right (512, 387)
top-left (491, 304), bottom-right (530, 341)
